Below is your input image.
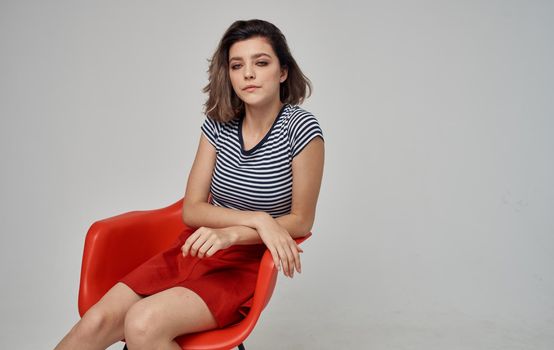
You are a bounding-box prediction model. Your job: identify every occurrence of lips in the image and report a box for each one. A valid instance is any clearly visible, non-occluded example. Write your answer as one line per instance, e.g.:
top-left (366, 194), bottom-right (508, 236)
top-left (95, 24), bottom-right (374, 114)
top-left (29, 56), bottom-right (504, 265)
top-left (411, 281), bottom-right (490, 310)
top-left (243, 85), bottom-right (260, 90)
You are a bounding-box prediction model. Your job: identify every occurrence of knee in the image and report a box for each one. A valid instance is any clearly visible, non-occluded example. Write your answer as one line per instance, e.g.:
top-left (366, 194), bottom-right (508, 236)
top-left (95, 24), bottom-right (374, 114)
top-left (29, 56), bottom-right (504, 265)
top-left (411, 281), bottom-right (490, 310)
top-left (124, 303), bottom-right (163, 343)
top-left (76, 307), bottom-right (118, 338)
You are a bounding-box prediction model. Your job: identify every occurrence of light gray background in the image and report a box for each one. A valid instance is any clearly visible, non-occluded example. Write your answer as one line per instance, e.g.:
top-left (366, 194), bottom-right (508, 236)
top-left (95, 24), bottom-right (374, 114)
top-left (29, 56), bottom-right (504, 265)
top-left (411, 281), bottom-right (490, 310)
top-left (1, 0), bottom-right (553, 349)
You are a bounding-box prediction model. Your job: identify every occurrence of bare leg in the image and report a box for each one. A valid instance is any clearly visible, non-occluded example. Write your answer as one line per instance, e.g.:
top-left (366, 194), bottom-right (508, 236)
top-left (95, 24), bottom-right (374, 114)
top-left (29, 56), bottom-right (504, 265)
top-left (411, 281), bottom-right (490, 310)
top-left (124, 286), bottom-right (219, 350)
top-left (53, 282), bottom-right (143, 350)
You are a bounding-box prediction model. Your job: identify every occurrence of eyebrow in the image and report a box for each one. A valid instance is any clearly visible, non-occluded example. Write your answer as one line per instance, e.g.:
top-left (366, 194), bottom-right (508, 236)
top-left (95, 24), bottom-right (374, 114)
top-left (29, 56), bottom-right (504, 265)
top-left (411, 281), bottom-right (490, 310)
top-left (228, 53), bottom-right (272, 62)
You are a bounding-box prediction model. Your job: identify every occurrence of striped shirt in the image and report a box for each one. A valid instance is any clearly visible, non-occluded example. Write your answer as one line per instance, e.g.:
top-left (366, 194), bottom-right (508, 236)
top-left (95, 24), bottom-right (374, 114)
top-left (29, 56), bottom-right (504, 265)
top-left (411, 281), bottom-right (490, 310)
top-left (200, 103), bottom-right (324, 218)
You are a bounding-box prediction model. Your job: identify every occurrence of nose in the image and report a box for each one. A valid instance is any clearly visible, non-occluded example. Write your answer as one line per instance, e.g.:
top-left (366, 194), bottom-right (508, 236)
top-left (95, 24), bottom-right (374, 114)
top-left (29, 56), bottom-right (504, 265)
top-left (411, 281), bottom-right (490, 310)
top-left (244, 63), bottom-right (255, 79)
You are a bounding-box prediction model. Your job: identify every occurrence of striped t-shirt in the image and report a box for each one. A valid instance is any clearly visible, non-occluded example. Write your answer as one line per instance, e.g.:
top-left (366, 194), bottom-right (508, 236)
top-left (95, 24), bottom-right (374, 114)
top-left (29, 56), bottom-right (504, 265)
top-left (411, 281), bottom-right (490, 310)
top-left (200, 103), bottom-right (324, 218)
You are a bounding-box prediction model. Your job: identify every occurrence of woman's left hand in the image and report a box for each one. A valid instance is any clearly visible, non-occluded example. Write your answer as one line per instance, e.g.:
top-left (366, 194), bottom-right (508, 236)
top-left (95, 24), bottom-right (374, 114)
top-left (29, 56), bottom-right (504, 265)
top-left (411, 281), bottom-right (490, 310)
top-left (254, 212), bottom-right (303, 278)
top-left (181, 226), bottom-right (236, 258)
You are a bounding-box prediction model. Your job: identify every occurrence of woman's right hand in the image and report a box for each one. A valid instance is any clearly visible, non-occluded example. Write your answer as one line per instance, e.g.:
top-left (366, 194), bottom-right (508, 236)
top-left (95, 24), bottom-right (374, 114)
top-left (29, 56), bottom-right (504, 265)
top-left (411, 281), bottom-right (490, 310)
top-left (254, 212), bottom-right (303, 278)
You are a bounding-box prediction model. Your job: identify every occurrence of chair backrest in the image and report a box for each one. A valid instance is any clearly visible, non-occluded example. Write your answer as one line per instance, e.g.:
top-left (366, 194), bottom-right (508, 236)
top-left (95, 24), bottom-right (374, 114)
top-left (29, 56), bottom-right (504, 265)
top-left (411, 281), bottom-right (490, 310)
top-left (78, 198), bottom-right (186, 314)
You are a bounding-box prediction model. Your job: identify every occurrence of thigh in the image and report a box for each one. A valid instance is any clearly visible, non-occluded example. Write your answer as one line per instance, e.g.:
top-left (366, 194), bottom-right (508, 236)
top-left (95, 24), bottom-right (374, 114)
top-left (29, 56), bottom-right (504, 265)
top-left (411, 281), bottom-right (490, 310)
top-left (84, 281), bottom-right (144, 327)
top-left (125, 286), bottom-right (218, 339)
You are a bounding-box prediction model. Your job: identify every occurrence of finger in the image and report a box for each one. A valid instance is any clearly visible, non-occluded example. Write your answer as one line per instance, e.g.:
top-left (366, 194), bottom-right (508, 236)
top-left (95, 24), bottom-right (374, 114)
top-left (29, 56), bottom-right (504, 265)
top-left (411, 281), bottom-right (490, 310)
top-left (205, 244), bottom-right (220, 258)
top-left (197, 242), bottom-right (210, 259)
top-left (190, 235), bottom-right (207, 257)
top-left (197, 236), bottom-right (215, 258)
top-left (291, 242), bottom-right (302, 274)
top-left (268, 246), bottom-right (281, 271)
top-left (182, 232), bottom-right (199, 256)
top-left (276, 245), bottom-right (290, 277)
top-left (279, 244), bottom-right (294, 278)
top-left (283, 244), bottom-right (296, 278)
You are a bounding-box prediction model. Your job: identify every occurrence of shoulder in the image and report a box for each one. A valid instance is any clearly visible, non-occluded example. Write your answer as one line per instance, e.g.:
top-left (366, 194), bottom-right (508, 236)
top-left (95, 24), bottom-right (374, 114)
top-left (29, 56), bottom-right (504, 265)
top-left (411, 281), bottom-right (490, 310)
top-left (284, 104), bottom-right (319, 122)
top-left (282, 104), bottom-right (324, 158)
top-left (201, 115), bottom-right (237, 129)
top-left (200, 115), bottom-right (238, 148)
top-left (283, 105), bottom-right (323, 136)
top-left (285, 103), bottom-right (321, 124)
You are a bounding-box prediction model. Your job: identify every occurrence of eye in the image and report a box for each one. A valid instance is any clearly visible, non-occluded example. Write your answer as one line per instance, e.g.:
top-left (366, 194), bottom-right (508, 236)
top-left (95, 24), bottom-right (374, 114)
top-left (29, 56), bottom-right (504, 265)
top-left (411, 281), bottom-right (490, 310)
top-left (230, 61), bottom-right (268, 70)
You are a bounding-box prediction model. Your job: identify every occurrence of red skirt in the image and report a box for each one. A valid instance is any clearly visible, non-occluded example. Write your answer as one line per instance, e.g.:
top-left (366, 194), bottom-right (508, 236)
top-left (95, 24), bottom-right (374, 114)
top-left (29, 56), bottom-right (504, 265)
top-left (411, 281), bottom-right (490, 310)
top-left (117, 227), bottom-right (266, 328)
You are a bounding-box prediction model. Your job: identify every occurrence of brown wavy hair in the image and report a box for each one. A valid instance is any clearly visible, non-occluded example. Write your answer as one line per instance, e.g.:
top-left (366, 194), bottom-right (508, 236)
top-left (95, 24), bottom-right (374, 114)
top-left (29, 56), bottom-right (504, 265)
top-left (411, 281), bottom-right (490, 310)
top-left (202, 19), bottom-right (313, 122)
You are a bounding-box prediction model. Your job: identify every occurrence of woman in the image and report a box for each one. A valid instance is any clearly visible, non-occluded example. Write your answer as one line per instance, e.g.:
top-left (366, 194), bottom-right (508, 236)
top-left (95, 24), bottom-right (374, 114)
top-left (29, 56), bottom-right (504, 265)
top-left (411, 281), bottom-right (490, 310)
top-left (54, 19), bottom-right (324, 350)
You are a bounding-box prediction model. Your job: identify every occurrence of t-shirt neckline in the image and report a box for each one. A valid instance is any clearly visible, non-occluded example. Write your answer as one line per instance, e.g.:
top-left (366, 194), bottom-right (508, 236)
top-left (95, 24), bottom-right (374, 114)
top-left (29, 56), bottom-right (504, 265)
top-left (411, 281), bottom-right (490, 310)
top-left (238, 103), bottom-right (288, 155)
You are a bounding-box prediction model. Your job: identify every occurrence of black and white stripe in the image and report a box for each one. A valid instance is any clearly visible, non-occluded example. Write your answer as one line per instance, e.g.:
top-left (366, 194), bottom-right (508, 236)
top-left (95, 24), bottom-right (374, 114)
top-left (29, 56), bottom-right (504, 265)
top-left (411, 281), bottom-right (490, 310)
top-left (200, 103), bottom-right (324, 218)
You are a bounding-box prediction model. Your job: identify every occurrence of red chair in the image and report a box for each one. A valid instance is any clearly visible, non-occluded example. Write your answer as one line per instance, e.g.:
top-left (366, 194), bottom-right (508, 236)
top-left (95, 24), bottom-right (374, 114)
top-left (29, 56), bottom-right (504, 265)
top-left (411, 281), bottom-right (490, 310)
top-left (78, 197), bottom-right (311, 350)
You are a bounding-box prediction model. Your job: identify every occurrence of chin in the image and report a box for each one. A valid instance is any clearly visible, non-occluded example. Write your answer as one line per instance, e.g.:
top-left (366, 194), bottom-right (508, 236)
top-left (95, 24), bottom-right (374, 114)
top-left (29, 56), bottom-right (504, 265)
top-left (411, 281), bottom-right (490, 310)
top-left (240, 95), bottom-right (267, 106)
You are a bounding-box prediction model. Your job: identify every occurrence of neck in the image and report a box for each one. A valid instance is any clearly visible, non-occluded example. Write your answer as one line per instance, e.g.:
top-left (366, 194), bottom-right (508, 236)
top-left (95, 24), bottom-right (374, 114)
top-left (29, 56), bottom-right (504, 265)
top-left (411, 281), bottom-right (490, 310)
top-left (242, 100), bottom-right (285, 135)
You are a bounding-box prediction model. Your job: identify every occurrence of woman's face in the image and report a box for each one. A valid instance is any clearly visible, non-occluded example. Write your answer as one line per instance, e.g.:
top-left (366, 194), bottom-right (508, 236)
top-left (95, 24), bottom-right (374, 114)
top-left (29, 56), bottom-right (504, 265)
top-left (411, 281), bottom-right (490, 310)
top-left (228, 36), bottom-right (287, 108)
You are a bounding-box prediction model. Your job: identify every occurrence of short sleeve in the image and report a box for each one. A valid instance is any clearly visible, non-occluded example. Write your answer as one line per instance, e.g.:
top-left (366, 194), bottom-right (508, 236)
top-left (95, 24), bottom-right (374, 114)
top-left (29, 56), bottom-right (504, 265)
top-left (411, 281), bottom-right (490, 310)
top-left (290, 112), bottom-right (324, 158)
top-left (200, 116), bottom-right (220, 149)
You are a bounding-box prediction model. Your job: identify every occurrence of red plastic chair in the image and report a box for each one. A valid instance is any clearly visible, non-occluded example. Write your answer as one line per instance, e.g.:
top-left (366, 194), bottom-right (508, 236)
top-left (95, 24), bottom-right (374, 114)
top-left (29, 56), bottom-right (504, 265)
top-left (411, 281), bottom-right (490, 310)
top-left (78, 197), bottom-right (311, 350)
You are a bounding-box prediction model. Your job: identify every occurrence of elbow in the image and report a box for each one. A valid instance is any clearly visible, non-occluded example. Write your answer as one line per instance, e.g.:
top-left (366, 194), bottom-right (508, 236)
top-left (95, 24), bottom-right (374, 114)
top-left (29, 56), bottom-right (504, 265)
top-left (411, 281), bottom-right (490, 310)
top-left (298, 216), bottom-right (314, 237)
top-left (181, 211), bottom-right (189, 227)
top-left (182, 200), bottom-right (210, 227)
top-left (288, 211), bottom-right (314, 237)
top-left (182, 202), bottom-right (195, 227)
top-left (300, 226), bottom-right (312, 237)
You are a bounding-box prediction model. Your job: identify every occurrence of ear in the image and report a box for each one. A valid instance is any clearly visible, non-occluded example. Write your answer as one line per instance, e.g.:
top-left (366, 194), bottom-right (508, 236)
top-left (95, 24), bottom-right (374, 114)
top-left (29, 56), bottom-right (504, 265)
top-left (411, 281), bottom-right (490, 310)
top-left (280, 65), bottom-right (288, 83)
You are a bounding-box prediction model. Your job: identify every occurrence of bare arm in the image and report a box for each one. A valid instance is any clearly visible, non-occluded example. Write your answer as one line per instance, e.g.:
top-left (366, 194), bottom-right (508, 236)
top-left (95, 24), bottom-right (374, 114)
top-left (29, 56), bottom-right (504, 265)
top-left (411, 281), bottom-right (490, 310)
top-left (218, 214), bottom-right (304, 245)
top-left (221, 212), bottom-right (307, 245)
top-left (183, 195), bottom-right (307, 245)
top-left (181, 132), bottom-right (263, 230)
top-left (183, 134), bottom-right (324, 242)
top-left (181, 130), bottom-right (324, 277)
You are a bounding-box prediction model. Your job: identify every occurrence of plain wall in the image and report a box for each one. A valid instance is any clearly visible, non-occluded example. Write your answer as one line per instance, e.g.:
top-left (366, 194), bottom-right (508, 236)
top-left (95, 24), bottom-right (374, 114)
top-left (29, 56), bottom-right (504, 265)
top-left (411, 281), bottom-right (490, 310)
top-left (1, 0), bottom-right (553, 349)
